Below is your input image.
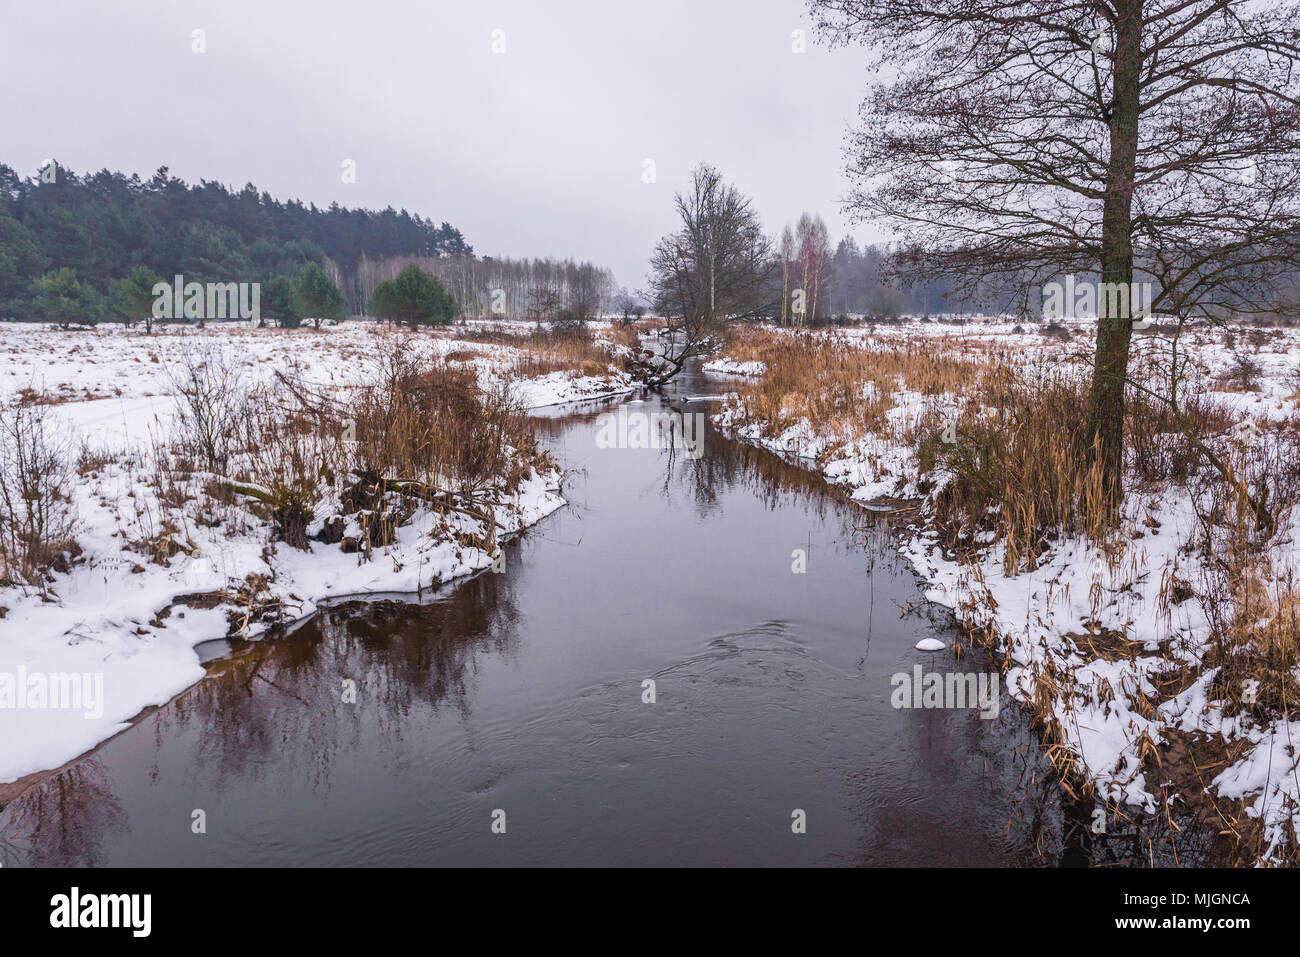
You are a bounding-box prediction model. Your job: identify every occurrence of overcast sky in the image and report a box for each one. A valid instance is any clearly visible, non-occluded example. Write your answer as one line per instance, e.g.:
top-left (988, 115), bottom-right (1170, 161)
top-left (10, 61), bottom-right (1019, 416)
top-left (1, 0), bottom-right (884, 290)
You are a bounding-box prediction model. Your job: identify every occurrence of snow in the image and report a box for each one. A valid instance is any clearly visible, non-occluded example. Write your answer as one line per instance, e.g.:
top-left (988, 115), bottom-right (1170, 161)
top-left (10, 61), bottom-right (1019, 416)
top-left (0, 320), bottom-right (632, 786)
top-left (702, 357), bottom-right (766, 377)
top-left (707, 319), bottom-right (1300, 864)
top-left (508, 370), bottom-right (637, 407)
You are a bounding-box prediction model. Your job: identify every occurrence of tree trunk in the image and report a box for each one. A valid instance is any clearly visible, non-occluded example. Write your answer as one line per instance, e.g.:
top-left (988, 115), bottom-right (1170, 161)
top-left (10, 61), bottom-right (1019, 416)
top-left (1085, 1), bottom-right (1142, 505)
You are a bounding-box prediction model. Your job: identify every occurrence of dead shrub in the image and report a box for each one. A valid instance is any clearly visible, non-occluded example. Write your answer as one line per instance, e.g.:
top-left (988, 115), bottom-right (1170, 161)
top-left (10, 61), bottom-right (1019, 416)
top-left (232, 403), bottom-right (338, 550)
top-left (0, 401), bottom-right (79, 585)
top-left (348, 352), bottom-right (550, 501)
top-left (166, 345), bottom-right (251, 473)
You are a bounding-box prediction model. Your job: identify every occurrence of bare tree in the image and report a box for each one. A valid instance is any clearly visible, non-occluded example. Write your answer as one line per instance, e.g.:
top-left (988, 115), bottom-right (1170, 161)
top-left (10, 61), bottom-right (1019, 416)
top-left (812, 0), bottom-right (1300, 502)
top-left (779, 225), bottom-right (795, 325)
top-left (614, 287), bottom-right (640, 324)
top-left (353, 252), bottom-right (618, 323)
top-left (793, 212), bottom-right (832, 325)
top-left (638, 164), bottom-right (775, 384)
top-left (529, 284), bottom-right (560, 330)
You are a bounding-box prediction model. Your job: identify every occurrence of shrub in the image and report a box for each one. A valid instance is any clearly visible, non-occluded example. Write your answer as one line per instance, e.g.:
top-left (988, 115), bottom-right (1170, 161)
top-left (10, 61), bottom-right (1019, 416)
top-left (34, 268), bottom-right (98, 328)
top-left (166, 345), bottom-right (251, 473)
top-left (0, 401), bottom-right (78, 585)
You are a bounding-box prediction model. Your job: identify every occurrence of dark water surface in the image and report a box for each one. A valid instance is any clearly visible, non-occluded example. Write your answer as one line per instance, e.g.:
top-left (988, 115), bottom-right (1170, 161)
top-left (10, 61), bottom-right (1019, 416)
top-left (0, 366), bottom-right (1087, 866)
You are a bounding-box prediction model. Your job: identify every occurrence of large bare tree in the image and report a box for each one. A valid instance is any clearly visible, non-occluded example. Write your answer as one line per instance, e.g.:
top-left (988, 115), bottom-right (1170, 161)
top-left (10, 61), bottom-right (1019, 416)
top-left (811, 0), bottom-right (1300, 501)
top-left (638, 164), bottom-right (774, 384)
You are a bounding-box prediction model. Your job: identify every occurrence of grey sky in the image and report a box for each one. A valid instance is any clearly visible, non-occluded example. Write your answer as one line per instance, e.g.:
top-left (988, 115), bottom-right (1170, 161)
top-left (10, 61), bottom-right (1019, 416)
top-left (2, 0), bottom-right (884, 290)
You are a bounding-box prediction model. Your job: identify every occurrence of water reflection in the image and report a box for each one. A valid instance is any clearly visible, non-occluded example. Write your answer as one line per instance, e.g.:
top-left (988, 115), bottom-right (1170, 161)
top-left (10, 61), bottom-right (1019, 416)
top-left (0, 760), bottom-right (127, 867)
top-left (0, 366), bottom-right (1213, 867)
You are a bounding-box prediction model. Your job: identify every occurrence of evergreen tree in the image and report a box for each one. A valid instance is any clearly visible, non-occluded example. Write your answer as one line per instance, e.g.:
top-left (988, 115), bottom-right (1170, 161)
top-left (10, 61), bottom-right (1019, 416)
top-left (295, 262), bottom-right (346, 328)
top-left (262, 274), bottom-right (301, 328)
top-left (0, 210), bottom-right (48, 313)
top-left (368, 265), bottom-right (458, 326)
top-left (109, 265), bottom-right (163, 330)
top-left (34, 267), bottom-right (97, 327)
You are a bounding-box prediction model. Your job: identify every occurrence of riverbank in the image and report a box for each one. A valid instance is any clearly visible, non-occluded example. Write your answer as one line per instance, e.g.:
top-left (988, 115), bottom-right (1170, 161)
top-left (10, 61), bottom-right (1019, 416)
top-left (1, 377), bottom-right (1083, 866)
top-left (708, 320), bottom-right (1300, 866)
top-left (0, 319), bottom-right (637, 786)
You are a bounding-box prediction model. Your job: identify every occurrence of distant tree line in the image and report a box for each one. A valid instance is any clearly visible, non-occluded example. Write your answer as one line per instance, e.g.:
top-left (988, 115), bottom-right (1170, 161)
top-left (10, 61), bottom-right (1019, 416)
top-left (0, 160), bottom-right (471, 321)
top-left (339, 253), bottom-right (619, 323)
top-left (823, 236), bottom-right (962, 320)
top-left (759, 220), bottom-right (980, 325)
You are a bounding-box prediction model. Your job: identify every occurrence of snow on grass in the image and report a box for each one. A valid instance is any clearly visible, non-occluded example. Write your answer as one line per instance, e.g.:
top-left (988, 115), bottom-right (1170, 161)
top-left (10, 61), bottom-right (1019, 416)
top-left (708, 320), bottom-right (1300, 864)
top-left (702, 357), bottom-right (766, 376)
top-left (0, 319), bottom-right (636, 411)
top-left (0, 319), bottom-right (631, 786)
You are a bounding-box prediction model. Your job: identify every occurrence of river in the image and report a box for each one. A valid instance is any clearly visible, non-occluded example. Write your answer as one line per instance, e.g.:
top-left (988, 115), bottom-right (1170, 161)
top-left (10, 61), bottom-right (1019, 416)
top-left (0, 364), bottom-right (1099, 866)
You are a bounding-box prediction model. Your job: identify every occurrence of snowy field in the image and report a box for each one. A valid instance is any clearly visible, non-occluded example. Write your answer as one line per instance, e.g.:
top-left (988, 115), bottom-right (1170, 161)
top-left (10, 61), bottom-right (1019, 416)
top-left (0, 320), bottom-right (635, 788)
top-left (710, 318), bottom-right (1300, 865)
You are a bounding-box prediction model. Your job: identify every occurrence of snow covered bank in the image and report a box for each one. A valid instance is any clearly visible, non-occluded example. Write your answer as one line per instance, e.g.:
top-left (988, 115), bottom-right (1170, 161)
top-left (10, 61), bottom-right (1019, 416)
top-left (0, 320), bottom-right (627, 787)
top-left (702, 357), bottom-right (766, 377)
top-left (707, 322), bottom-right (1300, 865)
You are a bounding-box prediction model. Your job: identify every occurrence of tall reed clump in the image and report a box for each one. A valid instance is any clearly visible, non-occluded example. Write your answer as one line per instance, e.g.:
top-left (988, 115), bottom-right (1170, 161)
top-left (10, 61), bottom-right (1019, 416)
top-left (914, 361), bottom-right (1111, 574)
top-left (348, 347), bottom-right (551, 500)
top-left (336, 340), bottom-right (555, 555)
top-left (0, 400), bottom-right (78, 586)
top-left (1189, 432), bottom-right (1300, 720)
top-left (229, 402), bottom-right (340, 550)
top-left (726, 329), bottom-right (983, 455)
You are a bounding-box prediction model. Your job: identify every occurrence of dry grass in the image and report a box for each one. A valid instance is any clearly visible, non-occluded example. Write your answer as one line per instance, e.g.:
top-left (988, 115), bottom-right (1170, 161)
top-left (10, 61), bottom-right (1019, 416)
top-left (1191, 439), bottom-right (1300, 722)
top-left (347, 348), bottom-right (550, 499)
top-left (916, 364), bottom-right (1113, 574)
top-left (448, 323), bottom-right (619, 379)
top-left (716, 322), bottom-right (1300, 862)
top-left (607, 321), bottom-right (647, 353)
top-left (209, 334), bottom-right (556, 555)
top-left (230, 405), bottom-right (337, 549)
top-left (502, 326), bottom-right (621, 380)
top-left (721, 328), bottom-right (1112, 574)
top-left (724, 327), bottom-right (985, 449)
top-left (0, 401), bottom-right (79, 586)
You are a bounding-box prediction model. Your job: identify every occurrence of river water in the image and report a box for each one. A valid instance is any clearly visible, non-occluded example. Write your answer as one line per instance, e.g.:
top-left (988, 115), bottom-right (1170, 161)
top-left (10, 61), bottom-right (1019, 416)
top-left (0, 365), bottom-right (1095, 866)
